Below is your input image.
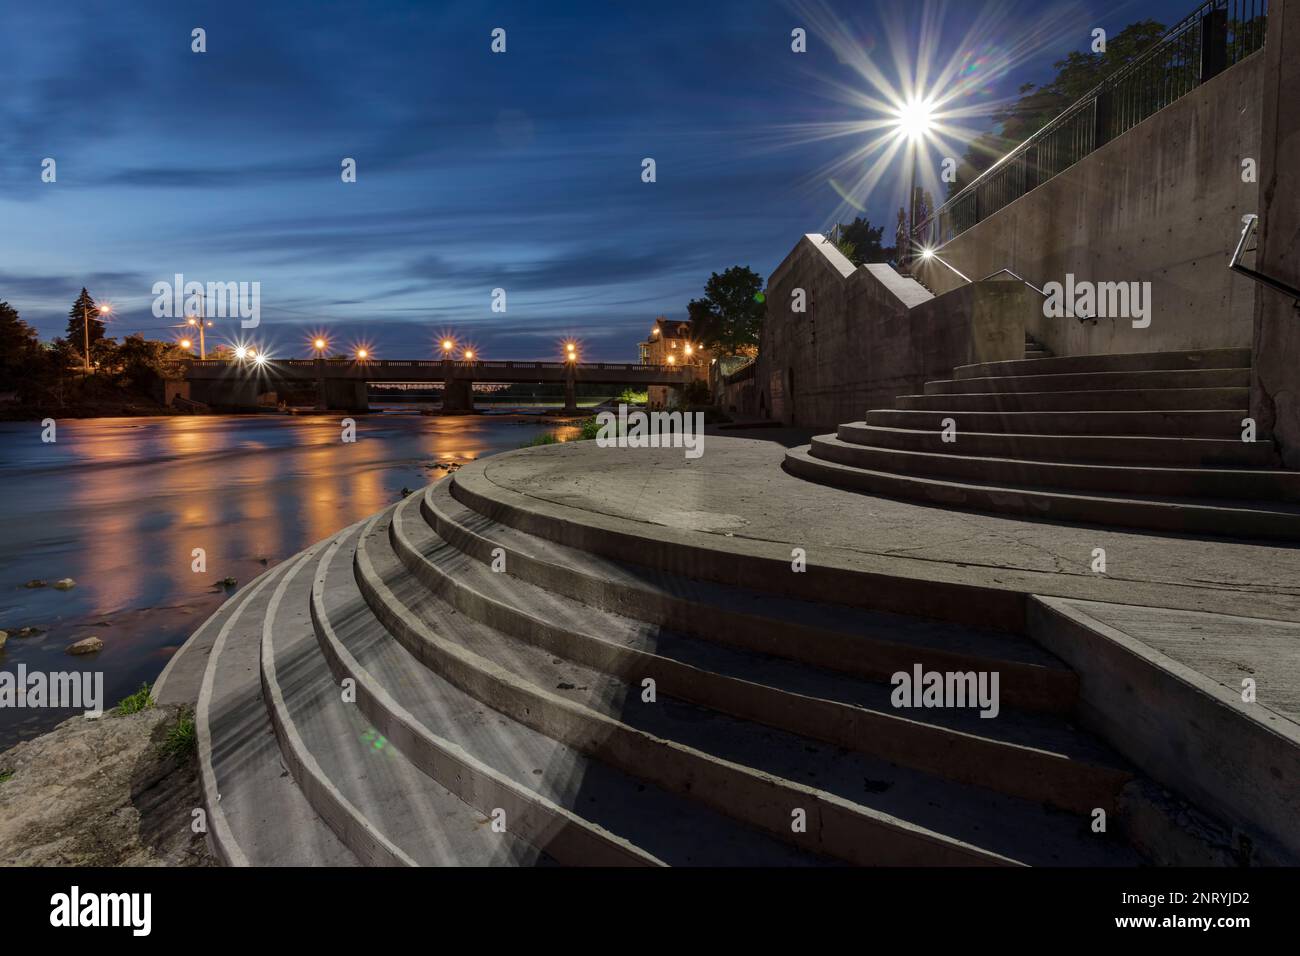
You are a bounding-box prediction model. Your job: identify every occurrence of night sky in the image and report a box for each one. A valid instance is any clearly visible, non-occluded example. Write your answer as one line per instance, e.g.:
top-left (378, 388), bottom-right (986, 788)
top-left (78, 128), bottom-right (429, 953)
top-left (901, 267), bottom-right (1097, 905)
top-left (0, 0), bottom-right (1198, 361)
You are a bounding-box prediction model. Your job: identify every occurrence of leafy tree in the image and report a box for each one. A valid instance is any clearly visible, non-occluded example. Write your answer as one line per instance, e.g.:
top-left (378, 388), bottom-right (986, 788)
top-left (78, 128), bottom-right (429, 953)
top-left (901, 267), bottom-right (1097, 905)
top-left (687, 266), bottom-right (765, 355)
top-left (830, 217), bottom-right (894, 266)
top-left (109, 334), bottom-right (186, 392)
top-left (948, 20), bottom-right (1168, 197)
top-left (66, 288), bottom-right (109, 365)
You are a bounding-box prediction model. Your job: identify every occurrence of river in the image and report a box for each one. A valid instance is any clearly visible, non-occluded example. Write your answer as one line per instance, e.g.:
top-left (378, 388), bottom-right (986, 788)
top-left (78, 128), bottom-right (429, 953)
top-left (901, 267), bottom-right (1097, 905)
top-left (0, 410), bottom-right (578, 747)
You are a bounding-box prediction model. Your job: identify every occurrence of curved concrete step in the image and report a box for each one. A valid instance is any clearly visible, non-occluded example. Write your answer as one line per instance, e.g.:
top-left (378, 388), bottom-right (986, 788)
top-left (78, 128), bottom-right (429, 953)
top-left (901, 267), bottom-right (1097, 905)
top-left (260, 522), bottom-right (545, 866)
top-left (954, 348), bottom-right (1252, 380)
top-left (836, 422), bottom-right (1277, 467)
top-left (364, 497), bottom-right (1140, 866)
top-left (394, 491), bottom-right (1132, 814)
top-left (338, 514), bottom-right (831, 866)
top-left (810, 434), bottom-right (1300, 502)
top-left (864, 408), bottom-right (1249, 438)
top-left (784, 445), bottom-right (1300, 542)
top-left (195, 549), bottom-right (358, 867)
top-left (424, 479), bottom-right (1076, 713)
top-left (896, 387), bottom-right (1247, 413)
top-left (925, 367), bottom-right (1250, 396)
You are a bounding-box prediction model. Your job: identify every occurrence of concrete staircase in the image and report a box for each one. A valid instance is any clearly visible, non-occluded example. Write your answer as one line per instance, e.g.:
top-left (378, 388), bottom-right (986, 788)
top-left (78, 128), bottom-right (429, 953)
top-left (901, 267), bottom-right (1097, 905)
top-left (786, 348), bottom-right (1300, 540)
top-left (195, 463), bottom-right (1297, 865)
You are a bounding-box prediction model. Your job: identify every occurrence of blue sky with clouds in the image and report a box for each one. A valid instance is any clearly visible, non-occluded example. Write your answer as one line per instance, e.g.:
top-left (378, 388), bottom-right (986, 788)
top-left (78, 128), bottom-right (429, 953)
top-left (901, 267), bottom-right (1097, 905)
top-left (0, 0), bottom-right (1197, 360)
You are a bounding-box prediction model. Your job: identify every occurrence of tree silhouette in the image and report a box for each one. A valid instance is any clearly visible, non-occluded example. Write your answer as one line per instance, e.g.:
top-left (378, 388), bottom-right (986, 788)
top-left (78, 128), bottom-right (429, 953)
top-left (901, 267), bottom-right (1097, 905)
top-left (687, 266), bottom-right (765, 355)
top-left (66, 288), bottom-right (108, 363)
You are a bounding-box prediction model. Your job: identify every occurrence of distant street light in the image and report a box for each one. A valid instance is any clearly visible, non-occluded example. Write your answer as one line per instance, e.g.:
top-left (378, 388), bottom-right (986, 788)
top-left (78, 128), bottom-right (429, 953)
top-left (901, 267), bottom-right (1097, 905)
top-left (666, 354), bottom-right (676, 365)
top-left (463, 349), bottom-right (475, 360)
top-left (441, 338), bottom-right (455, 356)
top-left (185, 316), bottom-right (213, 359)
top-left (564, 342), bottom-right (578, 363)
top-left (179, 338), bottom-right (193, 351)
top-left (313, 337), bottom-right (328, 353)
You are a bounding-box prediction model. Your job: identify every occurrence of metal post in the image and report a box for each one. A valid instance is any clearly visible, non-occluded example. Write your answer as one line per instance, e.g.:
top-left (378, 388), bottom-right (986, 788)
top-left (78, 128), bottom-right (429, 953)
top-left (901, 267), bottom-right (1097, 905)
top-left (82, 302), bottom-right (91, 373)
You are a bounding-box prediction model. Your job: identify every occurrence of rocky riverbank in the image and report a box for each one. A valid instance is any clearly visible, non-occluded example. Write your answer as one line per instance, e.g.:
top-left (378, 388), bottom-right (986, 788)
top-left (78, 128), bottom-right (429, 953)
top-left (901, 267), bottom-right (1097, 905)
top-left (0, 704), bottom-right (216, 866)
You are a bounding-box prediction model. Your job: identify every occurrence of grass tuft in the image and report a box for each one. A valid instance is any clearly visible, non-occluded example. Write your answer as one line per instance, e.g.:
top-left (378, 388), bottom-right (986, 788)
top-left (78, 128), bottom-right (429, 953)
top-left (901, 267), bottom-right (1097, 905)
top-left (115, 683), bottom-right (155, 715)
top-left (162, 708), bottom-right (196, 759)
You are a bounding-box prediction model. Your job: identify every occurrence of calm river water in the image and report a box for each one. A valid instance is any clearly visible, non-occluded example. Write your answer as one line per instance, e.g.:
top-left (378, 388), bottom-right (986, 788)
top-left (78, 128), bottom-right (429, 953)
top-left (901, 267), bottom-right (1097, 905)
top-left (0, 411), bottom-right (576, 747)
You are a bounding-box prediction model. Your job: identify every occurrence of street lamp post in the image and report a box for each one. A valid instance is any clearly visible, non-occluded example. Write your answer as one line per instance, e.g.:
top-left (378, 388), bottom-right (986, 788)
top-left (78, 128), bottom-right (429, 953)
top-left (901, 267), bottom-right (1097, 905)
top-left (313, 337), bottom-right (328, 410)
top-left (83, 302), bottom-right (110, 373)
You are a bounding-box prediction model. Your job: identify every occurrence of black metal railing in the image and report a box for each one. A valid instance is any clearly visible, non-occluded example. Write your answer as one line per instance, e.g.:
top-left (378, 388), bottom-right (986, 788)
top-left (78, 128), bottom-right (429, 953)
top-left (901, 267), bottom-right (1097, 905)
top-left (917, 0), bottom-right (1268, 248)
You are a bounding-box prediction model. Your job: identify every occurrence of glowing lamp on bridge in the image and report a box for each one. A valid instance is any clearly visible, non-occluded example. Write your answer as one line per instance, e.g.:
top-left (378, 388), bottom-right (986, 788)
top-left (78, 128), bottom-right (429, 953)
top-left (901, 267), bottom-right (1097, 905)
top-left (234, 346), bottom-right (248, 360)
top-left (356, 348), bottom-right (369, 360)
top-left (463, 349), bottom-right (475, 360)
top-left (564, 342), bottom-right (578, 363)
top-left (441, 339), bottom-right (455, 355)
top-left (313, 338), bottom-right (328, 353)
top-left (179, 338), bottom-right (192, 350)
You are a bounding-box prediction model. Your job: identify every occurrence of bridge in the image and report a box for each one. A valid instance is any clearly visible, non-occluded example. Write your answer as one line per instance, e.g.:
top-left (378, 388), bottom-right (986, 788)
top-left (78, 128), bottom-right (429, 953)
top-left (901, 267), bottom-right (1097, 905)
top-left (178, 358), bottom-right (693, 412)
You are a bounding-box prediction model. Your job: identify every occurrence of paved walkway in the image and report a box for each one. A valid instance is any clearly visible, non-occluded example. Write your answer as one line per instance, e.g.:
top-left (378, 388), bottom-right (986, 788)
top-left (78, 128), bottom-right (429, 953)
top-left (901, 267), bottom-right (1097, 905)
top-left (479, 435), bottom-right (1300, 624)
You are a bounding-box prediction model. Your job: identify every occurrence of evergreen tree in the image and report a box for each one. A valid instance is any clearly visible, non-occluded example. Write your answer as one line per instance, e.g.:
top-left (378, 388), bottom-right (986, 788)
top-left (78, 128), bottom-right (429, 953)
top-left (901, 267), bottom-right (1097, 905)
top-left (0, 300), bottom-right (41, 383)
top-left (66, 288), bottom-right (107, 363)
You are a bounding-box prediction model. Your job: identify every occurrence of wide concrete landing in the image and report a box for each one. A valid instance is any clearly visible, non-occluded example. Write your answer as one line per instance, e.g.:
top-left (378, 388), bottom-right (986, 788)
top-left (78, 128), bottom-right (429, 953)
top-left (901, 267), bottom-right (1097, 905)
top-left (477, 436), bottom-right (1300, 624)
top-left (1053, 599), bottom-right (1300, 723)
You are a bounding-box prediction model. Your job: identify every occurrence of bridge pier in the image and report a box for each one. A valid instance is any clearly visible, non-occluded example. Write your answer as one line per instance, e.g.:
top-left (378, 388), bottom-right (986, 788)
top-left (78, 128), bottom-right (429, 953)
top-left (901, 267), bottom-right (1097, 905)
top-left (322, 379), bottom-right (370, 413)
top-left (188, 377), bottom-right (262, 410)
top-left (441, 378), bottom-right (474, 413)
top-left (563, 376), bottom-right (578, 415)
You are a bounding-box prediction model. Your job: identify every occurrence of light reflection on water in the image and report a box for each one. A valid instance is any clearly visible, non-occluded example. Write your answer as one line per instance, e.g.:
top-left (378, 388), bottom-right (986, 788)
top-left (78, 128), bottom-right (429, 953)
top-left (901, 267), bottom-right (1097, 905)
top-left (0, 411), bottom-right (577, 746)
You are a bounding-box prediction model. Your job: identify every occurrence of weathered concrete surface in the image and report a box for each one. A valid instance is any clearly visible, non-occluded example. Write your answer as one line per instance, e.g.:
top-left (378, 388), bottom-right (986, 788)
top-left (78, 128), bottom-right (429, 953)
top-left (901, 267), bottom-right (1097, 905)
top-left (757, 235), bottom-right (1035, 428)
top-left (0, 706), bottom-right (215, 866)
top-left (1251, 0), bottom-right (1300, 466)
top-left (1030, 597), bottom-right (1300, 864)
top-left (476, 436), bottom-right (1300, 624)
top-left (913, 52), bottom-right (1264, 358)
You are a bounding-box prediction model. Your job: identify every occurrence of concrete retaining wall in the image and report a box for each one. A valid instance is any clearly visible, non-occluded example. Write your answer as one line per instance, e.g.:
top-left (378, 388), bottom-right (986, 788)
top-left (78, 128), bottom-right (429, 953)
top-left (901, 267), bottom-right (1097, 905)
top-left (756, 234), bottom-right (1036, 429)
top-left (912, 53), bottom-right (1265, 358)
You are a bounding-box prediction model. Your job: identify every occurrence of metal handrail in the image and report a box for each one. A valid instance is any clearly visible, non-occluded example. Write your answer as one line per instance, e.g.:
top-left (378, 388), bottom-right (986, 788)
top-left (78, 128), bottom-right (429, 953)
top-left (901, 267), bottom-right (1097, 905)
top-left (1230, 214), bottom-right (1300, 306)
top-left (917, 257), bottom-right (1097, 322)
top-left (916, 0), bottom-right (1268, 245)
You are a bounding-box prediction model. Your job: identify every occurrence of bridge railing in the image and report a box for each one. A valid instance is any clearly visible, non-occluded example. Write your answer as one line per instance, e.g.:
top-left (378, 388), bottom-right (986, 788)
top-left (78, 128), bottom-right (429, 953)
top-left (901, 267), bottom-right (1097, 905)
top-left (182, 358), bottom-right (685, 374)
top-left (915, 0), bottom-right (1268, 249)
